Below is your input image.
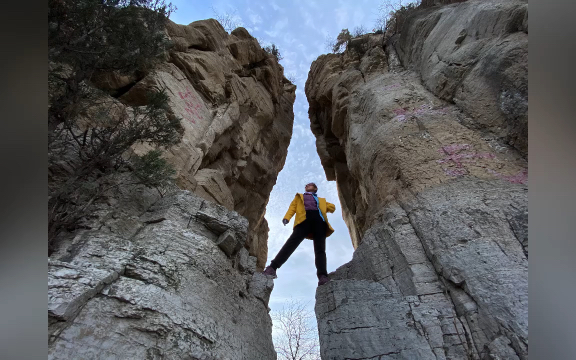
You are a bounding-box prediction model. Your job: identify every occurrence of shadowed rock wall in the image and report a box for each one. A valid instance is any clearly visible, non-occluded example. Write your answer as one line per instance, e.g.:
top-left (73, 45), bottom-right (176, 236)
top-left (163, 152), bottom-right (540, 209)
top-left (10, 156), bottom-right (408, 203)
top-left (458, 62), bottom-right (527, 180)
top-left (306, 1), bottom-right (527, 359)
top-left (48, 19), bottom-right (292, 359)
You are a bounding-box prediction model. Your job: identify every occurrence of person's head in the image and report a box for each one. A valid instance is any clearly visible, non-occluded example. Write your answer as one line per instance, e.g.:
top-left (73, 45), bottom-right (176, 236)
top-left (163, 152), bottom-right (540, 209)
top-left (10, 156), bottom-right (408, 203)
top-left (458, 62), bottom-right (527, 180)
top-left (305, 182), bottom-right (318, 193)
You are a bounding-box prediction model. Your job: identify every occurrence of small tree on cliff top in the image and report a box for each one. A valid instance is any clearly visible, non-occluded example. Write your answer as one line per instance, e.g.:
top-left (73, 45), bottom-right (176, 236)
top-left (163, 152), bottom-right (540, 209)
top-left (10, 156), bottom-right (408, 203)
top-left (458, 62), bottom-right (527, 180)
top-left (211, 6), bottom-right (243, 32)
top-left (331, 28), bottom-right (352, 53)
top-left (374, 0), bottom-right (421, 34)
top-left (263, 43), bottom-right (283, 62)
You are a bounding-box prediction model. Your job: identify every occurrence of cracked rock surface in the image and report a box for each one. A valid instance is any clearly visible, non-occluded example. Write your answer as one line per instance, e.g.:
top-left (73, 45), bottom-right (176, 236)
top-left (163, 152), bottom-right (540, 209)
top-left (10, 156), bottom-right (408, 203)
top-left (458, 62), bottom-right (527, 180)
top-left (307, 1), bottom-right (527, 359)
top-left (48, 189), bottom-right (276, 360)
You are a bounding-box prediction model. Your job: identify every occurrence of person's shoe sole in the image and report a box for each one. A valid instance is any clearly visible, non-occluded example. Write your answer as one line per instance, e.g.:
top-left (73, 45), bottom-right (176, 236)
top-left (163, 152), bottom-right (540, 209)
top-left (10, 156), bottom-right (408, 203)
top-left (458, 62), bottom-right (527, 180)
top-left (263, 268), bottom-right (277, 279)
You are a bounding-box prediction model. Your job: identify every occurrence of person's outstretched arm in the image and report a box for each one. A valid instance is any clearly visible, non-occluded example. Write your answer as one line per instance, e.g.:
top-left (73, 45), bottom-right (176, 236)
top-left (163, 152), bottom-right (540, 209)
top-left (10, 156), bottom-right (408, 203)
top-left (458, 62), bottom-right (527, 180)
top-left (326, 202), bottom-right (336, 213)
top-left (283, 196), bottom-right (298, 222)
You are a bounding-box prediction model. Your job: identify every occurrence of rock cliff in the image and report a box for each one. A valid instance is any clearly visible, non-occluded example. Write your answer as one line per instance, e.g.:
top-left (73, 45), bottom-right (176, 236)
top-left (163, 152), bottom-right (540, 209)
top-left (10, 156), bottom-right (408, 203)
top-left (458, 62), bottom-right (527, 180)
top-left (49, 19), bottom-right (293, 359)
top-left (306, 1), bottom-right (527, 359)
top-left (49, 184), bottom-right (276, 359)
top-left (96, 19), bottom-right (296, 270)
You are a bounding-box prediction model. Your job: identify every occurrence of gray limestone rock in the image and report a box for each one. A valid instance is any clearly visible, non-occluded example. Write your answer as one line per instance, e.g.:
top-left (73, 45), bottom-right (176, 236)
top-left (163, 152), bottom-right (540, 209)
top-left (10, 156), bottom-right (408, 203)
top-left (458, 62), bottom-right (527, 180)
top-left (48, 260), bottom-right (118, 322)
top-left (48, 190), bottom-right (277, 360)
top-left (314, 181), bottom-right (527, 360)
top-left (215, 228), bottom-right (241, 257)
top-left (237, 247), bottom-right (258, 274)
top-left (48, 16), bottom-right (290, 360)
top-left (395, 0), bottom-right (528, 157)
top-left (249, 272), bottom-right (275, 307)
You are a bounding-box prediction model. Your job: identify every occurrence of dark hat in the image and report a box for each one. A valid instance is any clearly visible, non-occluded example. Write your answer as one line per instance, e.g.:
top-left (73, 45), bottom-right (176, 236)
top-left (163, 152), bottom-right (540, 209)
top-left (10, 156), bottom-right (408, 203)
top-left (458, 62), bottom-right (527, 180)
top-left (305, 182), bottom-right (317, 188)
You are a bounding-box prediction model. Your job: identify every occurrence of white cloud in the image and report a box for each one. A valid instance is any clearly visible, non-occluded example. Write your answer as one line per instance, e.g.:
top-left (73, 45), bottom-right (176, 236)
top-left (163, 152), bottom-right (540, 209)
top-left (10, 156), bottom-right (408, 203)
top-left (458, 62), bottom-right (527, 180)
top-left (265, 16), bottom-right (289, 38)
top-left (334, 6), bottom-right (350, 30)
top-left (246, 8), bottom-right (263, 25)
top-left (301, 9), bottom-right (317, 32)
top-left (270, 1), bottom-right (284, 12)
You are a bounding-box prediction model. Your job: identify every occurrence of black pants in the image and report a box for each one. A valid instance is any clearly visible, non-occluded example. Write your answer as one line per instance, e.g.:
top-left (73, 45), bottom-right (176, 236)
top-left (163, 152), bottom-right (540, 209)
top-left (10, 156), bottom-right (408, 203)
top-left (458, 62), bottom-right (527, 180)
top-left (270, 210), bottom-right (328, 278)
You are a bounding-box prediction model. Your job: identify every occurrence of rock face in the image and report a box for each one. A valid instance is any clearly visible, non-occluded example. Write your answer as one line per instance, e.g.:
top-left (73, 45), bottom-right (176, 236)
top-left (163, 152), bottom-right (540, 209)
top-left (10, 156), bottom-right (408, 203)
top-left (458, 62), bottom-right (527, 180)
top-left (49, 184), bottom-right (277, 359)
top-left (48, 19), bottom-right (291, 359)
top-left (104, 19), bottom-right (296, 270)
top-left (306, 1), bottom-right (527, 359)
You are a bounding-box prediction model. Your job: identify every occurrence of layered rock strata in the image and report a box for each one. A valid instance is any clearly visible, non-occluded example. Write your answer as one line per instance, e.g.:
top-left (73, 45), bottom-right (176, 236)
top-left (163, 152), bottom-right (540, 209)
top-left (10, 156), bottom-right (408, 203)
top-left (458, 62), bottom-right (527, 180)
top-left (49, 183), bottom-right (276, 359)
top-left (306, 1), bottom-right (527, 359)
top-left (95, 19), bottom-right (296, 270)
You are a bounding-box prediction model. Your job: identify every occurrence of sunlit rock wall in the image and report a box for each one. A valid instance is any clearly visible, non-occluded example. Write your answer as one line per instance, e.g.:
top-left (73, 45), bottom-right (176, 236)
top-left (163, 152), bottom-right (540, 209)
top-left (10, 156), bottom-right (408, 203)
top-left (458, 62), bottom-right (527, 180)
top-left (306, 1), bottom-right (527, 359)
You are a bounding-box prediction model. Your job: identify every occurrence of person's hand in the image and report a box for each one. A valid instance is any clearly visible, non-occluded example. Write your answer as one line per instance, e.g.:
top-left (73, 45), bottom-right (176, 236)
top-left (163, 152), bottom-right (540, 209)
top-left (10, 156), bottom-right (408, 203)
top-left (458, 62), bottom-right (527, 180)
top-left (282, 219), bottom-right (289, 226)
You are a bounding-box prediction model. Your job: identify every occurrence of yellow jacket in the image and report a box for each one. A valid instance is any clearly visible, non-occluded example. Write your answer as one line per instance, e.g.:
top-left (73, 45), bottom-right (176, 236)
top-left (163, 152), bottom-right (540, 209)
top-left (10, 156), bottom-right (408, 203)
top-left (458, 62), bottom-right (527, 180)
top-left (283, 193), bottom-right (336, 239)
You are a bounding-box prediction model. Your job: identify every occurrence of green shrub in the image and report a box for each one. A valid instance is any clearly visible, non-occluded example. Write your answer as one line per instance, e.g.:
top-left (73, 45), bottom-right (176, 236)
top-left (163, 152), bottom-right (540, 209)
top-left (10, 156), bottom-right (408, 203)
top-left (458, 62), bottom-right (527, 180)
top-left (48, 89), bottom-right (184, 251)
top-left (48, 0), bottom-right (184, 252)
top-left (332, 29), bottom-right (352, 53)
top-left (133, 149), bottom-right (177, 188)
top-left (263, 43), bottom-right (283, 62)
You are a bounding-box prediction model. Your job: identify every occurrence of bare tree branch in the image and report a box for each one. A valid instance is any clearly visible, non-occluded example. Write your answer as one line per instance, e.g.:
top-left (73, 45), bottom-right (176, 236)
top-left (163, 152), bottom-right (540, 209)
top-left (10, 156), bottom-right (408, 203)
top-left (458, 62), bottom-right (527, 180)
top-left (272, 298), bottom-right (321, 360)
top-left (210, 6), bottom-right (243, 32)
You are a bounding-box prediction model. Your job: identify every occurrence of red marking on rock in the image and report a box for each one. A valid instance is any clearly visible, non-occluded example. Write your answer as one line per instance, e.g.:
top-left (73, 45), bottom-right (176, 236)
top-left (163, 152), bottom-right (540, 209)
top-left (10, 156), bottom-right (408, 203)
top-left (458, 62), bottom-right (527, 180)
top-left (178, 88), bottom-right (204, 125)
top-left (383, 83), bottom-right (401, 91)
top-left (487, 169), bottom-right (528, 184)
top-left (437, 144), bottom-right (498, 177)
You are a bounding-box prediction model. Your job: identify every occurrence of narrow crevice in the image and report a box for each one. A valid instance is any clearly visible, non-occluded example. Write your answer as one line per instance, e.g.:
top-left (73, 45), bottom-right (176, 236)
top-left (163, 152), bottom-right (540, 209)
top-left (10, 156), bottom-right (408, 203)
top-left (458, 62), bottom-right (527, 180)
top-left (357, 66), bottom-right (366, 83)
top-left (111, 78), bottom-right (142, 99)
top-left (187, 44), bottom-right (210, 51)
top-left (506, 216), bottom-right (528, 258)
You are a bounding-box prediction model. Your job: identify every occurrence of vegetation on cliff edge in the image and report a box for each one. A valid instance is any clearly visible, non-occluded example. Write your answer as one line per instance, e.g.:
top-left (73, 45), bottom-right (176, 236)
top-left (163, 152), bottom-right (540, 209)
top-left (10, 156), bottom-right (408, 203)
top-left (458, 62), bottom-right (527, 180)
top-left (48, 0), bottom-right (183, 253)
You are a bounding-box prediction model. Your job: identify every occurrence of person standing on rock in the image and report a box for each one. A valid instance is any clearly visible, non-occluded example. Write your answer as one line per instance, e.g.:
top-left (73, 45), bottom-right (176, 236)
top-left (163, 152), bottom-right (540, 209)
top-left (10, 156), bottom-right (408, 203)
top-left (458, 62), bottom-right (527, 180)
top-left (263, 182), bottom-right (336, 286)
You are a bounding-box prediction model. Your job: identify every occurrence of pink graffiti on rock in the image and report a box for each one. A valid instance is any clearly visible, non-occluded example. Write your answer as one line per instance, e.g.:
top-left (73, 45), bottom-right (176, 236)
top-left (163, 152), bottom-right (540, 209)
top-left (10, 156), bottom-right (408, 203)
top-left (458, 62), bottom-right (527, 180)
top-left (177, 86), bottom-right (204, 125)
top-left (437, 143), bottom-right (497, 177)
top-left (382, 83), bottom-right (401, 92)
top-left (392, 104), bottom-right (451, 122)
top-left (487, 168), bottom-right (528, 184)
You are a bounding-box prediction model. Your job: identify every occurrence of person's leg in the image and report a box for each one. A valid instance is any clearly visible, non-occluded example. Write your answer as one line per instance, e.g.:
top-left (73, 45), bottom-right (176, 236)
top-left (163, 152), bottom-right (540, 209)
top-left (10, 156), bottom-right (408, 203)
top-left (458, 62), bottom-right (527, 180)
top-left (270, 219), bottom-right (310, 270)
top-left (311, 217), bottom-right (328, 279)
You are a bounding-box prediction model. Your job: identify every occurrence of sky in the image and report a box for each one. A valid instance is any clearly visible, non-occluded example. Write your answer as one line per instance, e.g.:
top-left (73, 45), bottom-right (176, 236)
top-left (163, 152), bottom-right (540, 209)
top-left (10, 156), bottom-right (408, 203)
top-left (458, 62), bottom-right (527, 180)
top-left (168, 0), bottom-right (384, 337)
